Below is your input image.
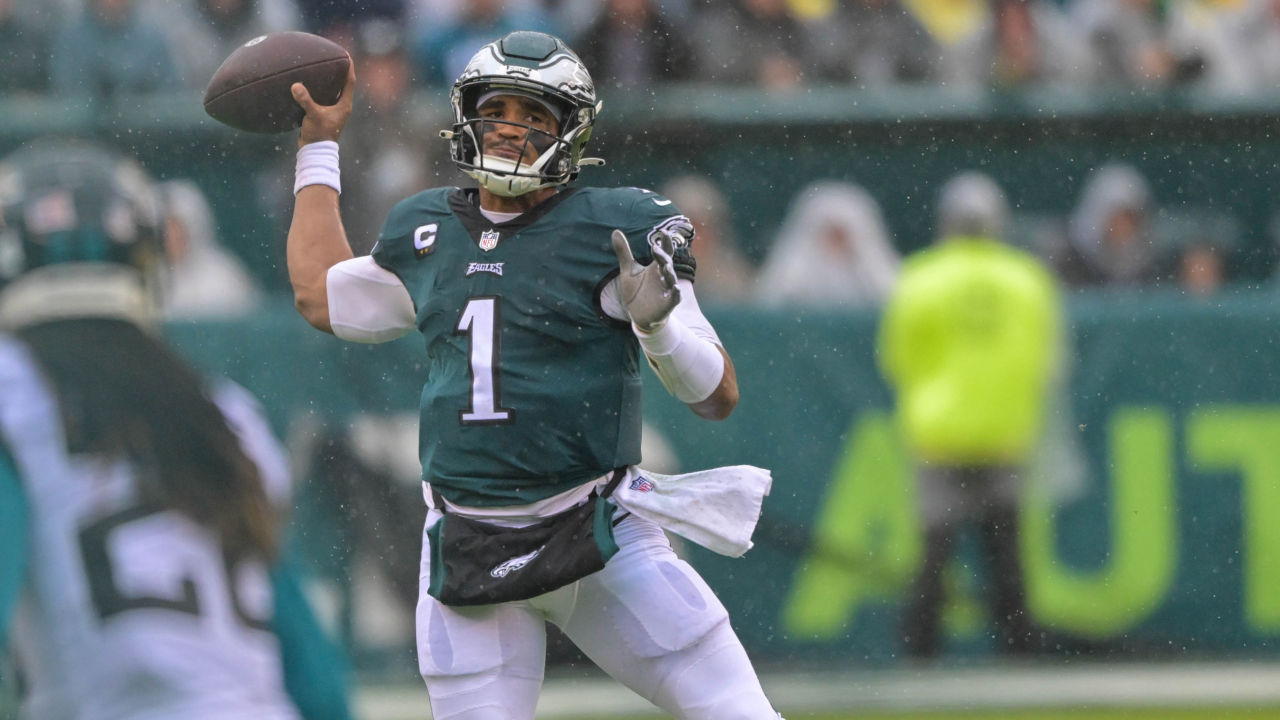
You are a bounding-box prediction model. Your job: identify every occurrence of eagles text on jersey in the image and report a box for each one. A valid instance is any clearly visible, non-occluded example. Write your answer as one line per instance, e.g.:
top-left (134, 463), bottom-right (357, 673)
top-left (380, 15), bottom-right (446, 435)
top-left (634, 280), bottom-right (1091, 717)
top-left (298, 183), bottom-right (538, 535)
top-left (373, 186), bottom-right (696, 507)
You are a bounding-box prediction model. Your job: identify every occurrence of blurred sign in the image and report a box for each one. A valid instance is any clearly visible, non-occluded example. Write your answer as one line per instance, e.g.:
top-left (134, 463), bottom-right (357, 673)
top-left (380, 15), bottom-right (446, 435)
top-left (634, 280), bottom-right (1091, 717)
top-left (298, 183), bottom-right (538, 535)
top-left (168, 290), bottom-right (1280, 663)
top-left (638, 292), bottom-right (1280, 660)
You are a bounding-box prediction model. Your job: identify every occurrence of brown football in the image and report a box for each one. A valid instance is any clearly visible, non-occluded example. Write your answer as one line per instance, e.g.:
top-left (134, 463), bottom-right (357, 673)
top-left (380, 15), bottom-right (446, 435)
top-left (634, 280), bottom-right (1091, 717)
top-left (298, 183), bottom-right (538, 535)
top-left (203, 32), bottom-right (350, 134)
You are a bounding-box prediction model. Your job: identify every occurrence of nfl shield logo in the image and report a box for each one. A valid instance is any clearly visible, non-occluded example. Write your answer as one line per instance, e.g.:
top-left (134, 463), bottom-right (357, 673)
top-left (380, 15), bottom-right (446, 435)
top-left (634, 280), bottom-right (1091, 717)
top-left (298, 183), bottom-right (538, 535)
top-left (480, 230), bottom-right (500, 251)
top-left (629, 477), bottom-right (655, 493)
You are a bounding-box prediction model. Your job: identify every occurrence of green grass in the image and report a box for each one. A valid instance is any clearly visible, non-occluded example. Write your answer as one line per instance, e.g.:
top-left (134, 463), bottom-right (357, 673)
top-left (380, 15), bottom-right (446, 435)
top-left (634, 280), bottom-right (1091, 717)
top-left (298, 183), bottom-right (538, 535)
top-left (610, 710), bottom-right (1280, 720)
top-left (785, 711), bottom-right (1280, 720)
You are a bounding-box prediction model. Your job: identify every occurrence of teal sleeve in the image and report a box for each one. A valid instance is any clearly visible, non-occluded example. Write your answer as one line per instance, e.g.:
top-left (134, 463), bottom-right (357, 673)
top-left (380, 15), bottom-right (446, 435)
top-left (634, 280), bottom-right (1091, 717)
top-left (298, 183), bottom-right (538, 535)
top-left (0, 446), bottom-right (27, 652)
top-left (271, 556), bottom-right (354, 720)
top-left (620, 191), bottom-right (697, 280)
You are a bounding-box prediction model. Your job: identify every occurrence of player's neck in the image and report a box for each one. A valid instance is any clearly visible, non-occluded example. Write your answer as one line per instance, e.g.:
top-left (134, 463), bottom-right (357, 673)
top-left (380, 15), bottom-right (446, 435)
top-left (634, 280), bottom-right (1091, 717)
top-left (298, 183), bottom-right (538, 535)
top-left (478, 187), bottom-right (557, 215)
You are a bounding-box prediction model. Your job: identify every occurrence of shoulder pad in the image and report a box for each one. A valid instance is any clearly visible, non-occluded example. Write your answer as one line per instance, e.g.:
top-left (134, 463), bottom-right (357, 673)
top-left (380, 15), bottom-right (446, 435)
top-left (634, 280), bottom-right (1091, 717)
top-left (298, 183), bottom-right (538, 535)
top-left (582, 187), bottom-right (697, 281)
top-left (380, 187), bottom-right (456, 243)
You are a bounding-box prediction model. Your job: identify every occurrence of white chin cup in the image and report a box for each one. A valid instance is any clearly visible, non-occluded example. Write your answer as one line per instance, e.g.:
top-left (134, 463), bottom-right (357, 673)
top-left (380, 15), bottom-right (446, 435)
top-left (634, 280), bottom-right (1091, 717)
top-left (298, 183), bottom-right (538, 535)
top-left (466, 154), bottom-right (557, 197)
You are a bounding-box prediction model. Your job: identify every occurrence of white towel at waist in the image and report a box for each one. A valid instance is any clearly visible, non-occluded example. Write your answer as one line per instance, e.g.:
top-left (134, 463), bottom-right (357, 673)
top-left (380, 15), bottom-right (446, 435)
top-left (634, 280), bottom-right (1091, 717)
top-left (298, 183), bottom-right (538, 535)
top-left (612, 465), bottom-right (772, 558)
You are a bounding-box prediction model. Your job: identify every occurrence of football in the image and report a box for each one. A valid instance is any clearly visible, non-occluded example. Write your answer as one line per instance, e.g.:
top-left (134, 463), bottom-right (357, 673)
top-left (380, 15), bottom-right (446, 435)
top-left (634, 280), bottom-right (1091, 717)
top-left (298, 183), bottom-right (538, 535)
top-left (203, 32), bottom-right (350, 134)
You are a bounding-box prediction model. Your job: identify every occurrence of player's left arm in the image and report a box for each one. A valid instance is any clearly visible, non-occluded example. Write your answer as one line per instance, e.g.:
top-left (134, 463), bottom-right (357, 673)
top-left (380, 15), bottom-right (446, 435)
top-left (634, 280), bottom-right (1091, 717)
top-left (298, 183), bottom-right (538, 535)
top-left (611, 207), bottom-right (738, 420)
top-left (658, 277), bottom-right (739, 421)
top-left (692, 345), bottom-right (738, 420)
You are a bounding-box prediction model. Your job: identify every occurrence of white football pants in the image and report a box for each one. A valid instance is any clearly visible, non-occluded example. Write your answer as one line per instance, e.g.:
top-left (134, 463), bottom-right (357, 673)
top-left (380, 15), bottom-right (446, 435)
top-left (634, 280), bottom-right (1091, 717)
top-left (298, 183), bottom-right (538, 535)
top-left (416, 510), bottom-right (777, 720)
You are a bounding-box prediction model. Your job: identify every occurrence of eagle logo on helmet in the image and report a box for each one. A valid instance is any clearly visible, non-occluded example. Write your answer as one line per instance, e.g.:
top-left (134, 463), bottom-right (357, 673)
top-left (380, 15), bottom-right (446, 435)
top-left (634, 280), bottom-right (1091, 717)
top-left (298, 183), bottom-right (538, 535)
top-left (561, 63), bottom-right (594, 96)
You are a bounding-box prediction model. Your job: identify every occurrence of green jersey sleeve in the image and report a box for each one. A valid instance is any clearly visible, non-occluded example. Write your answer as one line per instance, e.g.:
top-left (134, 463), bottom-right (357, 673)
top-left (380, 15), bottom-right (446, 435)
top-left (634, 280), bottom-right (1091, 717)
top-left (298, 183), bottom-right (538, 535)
top-left (612, 188), bottom-right (698, 281)
top-left (370, 188), bottom-right (456, 280)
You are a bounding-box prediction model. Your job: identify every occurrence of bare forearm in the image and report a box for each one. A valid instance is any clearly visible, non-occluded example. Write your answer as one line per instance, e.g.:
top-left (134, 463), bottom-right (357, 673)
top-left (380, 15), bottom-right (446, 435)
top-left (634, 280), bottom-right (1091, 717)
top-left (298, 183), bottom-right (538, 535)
top-left (689, 346), bottom-right (738, 421)
top-left (286, 62), bottom-right (357, 334)
top-left (287, 185), bottom-right (352, 333)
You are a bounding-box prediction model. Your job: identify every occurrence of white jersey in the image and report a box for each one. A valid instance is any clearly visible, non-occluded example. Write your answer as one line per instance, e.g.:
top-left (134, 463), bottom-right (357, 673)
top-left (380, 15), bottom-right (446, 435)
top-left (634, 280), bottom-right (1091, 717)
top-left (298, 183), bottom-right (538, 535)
top-left (0, 334), bottom-right (301, 720)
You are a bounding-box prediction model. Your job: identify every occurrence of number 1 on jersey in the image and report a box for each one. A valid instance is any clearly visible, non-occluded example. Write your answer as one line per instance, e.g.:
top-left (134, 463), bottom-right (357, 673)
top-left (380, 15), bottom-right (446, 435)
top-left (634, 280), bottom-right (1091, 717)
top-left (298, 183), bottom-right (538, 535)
top-left (456, 296), bottom-right (514, 424)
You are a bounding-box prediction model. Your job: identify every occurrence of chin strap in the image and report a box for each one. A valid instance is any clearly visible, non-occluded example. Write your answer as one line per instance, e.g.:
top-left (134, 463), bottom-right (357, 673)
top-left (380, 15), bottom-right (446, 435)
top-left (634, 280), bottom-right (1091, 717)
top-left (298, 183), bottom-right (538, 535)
top-left (439, 129), bottom-right (606, 194)
top-left (465, 154), bottom-right (559, 197)
top-left (0, 264), bottom-right (158, 332)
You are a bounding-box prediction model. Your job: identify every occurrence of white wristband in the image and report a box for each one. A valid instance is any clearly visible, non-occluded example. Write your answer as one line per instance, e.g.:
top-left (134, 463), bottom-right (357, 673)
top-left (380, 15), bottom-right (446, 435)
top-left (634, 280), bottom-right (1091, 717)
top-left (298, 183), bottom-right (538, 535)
top-left (294, 141), bottom-right (341, 195)
top-left (634, 316), bottom-right (725, 404)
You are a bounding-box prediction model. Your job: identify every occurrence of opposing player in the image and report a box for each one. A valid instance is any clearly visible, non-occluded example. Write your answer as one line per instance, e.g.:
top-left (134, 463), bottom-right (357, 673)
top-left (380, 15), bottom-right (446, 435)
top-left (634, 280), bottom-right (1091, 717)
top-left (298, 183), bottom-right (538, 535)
top-left (286, 31), bottom-right (779, 720)
top-left (0, 144), bottom-right (351, 720)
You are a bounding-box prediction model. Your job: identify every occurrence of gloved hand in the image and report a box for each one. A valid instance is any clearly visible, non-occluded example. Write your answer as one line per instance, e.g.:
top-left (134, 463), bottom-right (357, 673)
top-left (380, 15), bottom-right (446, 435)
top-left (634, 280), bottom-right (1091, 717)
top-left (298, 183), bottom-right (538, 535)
top-left (611, 229), bottom-right (681, 332)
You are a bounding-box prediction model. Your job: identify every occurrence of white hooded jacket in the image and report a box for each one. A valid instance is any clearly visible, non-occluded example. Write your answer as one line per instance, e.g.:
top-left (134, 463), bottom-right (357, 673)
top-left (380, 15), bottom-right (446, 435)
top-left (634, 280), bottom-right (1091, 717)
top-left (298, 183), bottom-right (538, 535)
top-left (757, 181), bottom-right (900, 308)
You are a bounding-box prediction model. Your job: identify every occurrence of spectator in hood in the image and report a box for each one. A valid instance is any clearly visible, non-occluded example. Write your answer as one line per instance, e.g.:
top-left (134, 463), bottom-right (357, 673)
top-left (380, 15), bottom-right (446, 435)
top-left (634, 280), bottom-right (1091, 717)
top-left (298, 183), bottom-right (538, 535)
top-left (757, 181), bottom-right (900, 308)
top-left (660, 175), bottom-right (755, 305)
top-left (160, 180), bottom-right (263, 318)
top-left (880, 171), bottom-right (1060, 659)
top-left (142, 0), bottom-right (301, 90)
top-left (1057, 164), bottom-right (1159, 287)
top-left (51, 0), bottom-right (180, 97)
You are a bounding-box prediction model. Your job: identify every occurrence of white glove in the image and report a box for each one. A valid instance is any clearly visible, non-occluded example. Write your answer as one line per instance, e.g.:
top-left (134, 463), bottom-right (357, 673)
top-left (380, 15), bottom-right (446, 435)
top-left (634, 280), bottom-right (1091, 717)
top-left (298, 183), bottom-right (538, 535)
top-left (611, 229), bottom-right (680, 332)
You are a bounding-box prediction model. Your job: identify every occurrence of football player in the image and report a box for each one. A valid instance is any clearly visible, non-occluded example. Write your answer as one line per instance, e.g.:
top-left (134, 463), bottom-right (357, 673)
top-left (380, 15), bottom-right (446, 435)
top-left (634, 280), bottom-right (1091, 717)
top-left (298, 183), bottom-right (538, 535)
top-left (286, 31), bottom-right (779, 720)
top-left (0, 143), bottom-right (351, 720)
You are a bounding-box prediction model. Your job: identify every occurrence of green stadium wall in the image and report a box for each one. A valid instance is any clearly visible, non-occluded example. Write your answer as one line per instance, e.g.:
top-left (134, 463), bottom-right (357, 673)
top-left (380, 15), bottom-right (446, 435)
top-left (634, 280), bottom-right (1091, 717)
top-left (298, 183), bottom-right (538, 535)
top-left (167, 288), bottom-right (1280, 663)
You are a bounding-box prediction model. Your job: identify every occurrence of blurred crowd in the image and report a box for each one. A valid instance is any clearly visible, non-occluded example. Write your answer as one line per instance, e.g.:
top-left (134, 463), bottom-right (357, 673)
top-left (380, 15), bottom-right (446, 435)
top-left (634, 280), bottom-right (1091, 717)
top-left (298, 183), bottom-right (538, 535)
top-left (0, 0), bottom-right (1255, 318)
top-left (137, 160), bottom-right (1243, 321)
top-left (4, 0), bottom-right (1280, 97)
top-left (673, 161), bottom-right (1238, 310)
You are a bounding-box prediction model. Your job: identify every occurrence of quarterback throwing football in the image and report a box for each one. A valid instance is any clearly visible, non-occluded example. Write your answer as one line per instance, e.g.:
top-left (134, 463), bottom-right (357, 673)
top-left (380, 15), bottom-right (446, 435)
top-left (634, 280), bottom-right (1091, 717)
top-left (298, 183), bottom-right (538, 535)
top-left (287, 31), bottom-right (778, 719)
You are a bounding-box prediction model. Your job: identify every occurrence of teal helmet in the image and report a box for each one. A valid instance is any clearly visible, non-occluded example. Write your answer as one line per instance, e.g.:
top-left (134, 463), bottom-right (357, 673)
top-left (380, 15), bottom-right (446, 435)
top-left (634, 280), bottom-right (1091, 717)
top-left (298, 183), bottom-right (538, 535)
top-left (0, 142), bottom-right (164, 329)
top-left (445, 31), bottom-right (603, 197)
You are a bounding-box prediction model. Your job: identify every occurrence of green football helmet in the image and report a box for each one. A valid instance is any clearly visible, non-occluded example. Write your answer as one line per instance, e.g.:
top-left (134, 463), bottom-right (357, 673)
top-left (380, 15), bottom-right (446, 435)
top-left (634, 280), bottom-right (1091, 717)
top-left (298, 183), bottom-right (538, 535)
top-left (445, 31), bottom-right (603, 197)
top-left (0, 142), bottom-right (164, 328)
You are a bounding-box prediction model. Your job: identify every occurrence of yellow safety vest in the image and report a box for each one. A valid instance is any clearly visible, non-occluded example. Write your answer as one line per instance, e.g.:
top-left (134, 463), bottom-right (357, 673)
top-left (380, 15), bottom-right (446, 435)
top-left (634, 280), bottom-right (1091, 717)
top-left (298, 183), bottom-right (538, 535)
top-left (878, 236), bottom-right (1061, 465)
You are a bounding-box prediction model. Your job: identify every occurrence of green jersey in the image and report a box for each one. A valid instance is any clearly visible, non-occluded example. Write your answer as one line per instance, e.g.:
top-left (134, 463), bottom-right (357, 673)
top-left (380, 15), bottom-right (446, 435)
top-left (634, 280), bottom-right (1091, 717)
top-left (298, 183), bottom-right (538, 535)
top-left (372, 186), bottom-right (696, 507)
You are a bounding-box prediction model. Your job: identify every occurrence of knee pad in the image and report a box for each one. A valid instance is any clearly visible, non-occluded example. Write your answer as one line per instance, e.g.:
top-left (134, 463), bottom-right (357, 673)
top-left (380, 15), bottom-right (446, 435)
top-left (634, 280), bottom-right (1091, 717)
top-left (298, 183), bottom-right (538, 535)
top-left (423, 670), bottom-right (542, 720)
top-left (658, 627), bottom-right (777, 720)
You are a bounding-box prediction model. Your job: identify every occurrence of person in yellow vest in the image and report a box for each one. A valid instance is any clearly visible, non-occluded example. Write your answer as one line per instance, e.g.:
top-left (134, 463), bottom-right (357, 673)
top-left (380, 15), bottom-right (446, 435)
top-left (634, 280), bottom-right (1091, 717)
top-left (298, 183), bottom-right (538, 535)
top-left (878, 171), bottom-right (1061, 658)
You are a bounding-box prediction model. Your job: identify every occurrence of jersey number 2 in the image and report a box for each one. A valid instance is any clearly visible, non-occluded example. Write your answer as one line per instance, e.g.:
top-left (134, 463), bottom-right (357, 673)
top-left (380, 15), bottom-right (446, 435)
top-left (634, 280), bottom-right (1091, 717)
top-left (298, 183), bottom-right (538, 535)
top-left (456, 296), bottom-right (514, 424)
top-left (78, 504), bottom-right (270, 630)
